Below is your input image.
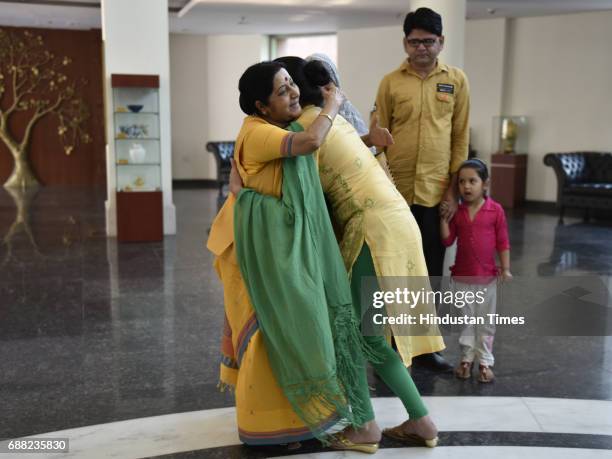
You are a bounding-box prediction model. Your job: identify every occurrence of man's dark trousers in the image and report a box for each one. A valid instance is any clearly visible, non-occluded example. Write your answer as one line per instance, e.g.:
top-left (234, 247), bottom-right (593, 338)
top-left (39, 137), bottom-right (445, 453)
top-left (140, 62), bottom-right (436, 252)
top-left (410, 204), bottom-right (446, 288)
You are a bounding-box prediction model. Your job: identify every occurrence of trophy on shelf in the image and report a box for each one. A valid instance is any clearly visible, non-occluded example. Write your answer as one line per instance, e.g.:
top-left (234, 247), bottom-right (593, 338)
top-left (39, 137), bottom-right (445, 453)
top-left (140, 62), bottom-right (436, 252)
top-left (501, 118), bottom-right (517, 153)
top-left (493, 116), bottom-right (528, 154)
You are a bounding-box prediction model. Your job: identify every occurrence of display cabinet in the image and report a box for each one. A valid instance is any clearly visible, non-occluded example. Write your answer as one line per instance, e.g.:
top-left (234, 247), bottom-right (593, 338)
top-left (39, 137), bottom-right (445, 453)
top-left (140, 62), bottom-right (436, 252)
top-left (111, 74), bottom-right (163, 242)
top-left (491, 153), bottom-right (528, 208)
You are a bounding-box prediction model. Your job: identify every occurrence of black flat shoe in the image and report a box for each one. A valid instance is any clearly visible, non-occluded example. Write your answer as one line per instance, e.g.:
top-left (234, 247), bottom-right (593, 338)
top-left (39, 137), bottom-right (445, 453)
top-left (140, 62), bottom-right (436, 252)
top-left (412, 352), bottom-right (454, 373)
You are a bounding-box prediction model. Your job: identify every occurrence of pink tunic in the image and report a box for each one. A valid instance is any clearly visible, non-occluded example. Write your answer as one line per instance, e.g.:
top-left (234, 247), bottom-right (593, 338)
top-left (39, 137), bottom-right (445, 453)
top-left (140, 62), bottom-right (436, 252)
top-left (442, 197), bottom-right (510, 282)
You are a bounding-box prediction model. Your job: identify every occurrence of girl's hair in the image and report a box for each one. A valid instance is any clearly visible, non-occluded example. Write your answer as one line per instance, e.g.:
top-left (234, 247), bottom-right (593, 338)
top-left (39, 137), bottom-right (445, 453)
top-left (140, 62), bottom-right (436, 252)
top-left (458, 158), bottom-right (489, 182)
top-left (238, 61), bottom-right (285, 115)
top-left (274, 56), bottom-right (330, 108)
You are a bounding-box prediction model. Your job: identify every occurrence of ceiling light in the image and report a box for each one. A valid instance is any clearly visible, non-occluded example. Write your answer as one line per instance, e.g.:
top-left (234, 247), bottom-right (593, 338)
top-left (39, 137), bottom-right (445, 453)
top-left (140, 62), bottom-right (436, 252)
top-left (178, 0), bottom-right (306, 18)
top-left (288, 14), bottom-right (309, 22)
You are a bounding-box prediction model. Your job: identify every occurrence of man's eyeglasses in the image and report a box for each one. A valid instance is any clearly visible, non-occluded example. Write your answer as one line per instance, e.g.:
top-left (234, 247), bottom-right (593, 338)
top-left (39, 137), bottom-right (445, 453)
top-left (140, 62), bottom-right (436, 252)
top-left (406, 38), bottom-right (438, 48)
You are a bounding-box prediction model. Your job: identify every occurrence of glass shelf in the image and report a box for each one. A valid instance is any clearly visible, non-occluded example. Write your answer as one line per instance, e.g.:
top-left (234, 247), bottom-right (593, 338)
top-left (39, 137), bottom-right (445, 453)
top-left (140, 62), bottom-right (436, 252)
top-left (115, 137), bottom-right (160, 141)
top-left (114, 111), bottom-right (159, 115)
top-left (113, 87), bottom-right (159, 113)
top-left (114, 112), bottom-right (159, 140)
top-left (116, 164), bottom-right (161, 192)
top-left (113, 83), bottom-right (161, 193)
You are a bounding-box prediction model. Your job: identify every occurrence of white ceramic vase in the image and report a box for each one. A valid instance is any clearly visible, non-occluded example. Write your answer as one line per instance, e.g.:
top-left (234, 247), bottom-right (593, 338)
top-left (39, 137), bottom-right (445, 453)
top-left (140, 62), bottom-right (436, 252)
top-left (129, 143), bottom-right (146, 163)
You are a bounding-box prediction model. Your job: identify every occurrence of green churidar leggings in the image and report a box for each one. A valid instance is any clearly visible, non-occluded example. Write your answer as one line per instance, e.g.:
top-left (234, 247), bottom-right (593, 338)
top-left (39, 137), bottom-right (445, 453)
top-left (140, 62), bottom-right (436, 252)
top-left (350, 243), bottom-right (429, 421)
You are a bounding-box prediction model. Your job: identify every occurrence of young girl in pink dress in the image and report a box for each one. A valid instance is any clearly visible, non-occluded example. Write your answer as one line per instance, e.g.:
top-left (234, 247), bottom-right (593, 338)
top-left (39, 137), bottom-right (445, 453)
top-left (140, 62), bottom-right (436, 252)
top-left (440, 158), bottom-right (512, 383)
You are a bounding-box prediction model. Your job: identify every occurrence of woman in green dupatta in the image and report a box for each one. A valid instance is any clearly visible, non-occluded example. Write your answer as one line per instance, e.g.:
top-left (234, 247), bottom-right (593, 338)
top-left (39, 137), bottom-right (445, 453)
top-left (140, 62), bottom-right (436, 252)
top-left (209, 61), bottom-right (382, 453)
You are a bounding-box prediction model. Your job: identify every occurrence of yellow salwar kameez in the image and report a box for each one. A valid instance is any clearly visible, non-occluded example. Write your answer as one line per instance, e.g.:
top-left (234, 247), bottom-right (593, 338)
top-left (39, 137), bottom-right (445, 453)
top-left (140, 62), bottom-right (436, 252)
top-left (297, 106), bottom-right (445, 364)
top-left (208, 116), bottom-right (335, 445)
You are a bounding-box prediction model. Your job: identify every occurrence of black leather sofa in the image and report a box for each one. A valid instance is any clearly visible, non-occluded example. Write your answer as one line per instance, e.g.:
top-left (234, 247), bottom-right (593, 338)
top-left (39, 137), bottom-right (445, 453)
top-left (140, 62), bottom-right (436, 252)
top-left (543, 152), bottom-right (612, 223)
top-left (206, 141), bottom-right (235, 209)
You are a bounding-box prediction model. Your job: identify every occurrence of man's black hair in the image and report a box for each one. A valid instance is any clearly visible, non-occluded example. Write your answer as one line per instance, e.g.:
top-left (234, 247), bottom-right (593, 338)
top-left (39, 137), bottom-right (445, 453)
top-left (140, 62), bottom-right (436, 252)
top-left (403, 7), bottom-right (443, 37)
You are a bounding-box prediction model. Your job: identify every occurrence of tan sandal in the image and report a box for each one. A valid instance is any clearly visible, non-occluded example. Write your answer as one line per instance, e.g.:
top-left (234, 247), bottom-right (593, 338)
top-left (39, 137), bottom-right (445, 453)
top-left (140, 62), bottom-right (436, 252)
top-left (454, 361), bottom-right (473, 379)
top-left (329, 431), bottom-right (379, 454)
top-left (382, 425), bottom-right (438, 448)
top-left (478, 364), bottom-right (495, 383)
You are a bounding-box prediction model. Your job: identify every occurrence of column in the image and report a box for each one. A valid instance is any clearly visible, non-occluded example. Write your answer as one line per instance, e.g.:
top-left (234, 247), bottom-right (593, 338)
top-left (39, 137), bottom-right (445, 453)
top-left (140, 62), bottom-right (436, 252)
top-left (101, 0), bottom-right (176, 236)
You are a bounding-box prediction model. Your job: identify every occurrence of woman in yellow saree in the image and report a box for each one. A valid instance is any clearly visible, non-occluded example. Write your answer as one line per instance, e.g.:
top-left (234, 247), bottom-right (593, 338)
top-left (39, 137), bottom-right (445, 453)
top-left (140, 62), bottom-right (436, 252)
top-left (207, 62), bottom-right (381, 453)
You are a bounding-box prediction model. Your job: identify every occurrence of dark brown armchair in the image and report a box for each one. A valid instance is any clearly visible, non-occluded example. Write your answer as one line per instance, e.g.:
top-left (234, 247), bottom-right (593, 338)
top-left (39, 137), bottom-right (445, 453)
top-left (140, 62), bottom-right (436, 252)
top-left (206, 141), bottom-right (235, 208)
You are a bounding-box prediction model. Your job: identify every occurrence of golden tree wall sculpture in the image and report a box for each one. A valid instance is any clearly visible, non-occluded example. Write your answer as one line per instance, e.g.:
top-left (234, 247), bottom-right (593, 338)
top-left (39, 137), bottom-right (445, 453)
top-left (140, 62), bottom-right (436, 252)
top-left (0, 28), bottom-right (91, 189)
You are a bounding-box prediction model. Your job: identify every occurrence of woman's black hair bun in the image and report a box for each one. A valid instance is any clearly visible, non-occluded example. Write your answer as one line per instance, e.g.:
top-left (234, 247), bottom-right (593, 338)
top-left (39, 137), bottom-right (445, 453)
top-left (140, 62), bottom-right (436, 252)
top-left (303, 60), bottom-right (332, 87)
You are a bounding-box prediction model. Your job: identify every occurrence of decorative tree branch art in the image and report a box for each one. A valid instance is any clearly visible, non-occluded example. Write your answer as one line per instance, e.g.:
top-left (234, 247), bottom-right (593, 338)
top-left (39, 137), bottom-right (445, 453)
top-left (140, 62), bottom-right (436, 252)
top-left (0, 28), bottom-right (91, 189)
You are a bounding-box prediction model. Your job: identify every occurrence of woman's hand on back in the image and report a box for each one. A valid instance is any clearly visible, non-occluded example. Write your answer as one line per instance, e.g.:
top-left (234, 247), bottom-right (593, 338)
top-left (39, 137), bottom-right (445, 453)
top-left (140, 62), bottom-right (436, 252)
top-left (229, 158), bottom-right (244, 196)
top-left (287, 83), bottom-right (344, 156)
top-left (321, 83), bottom-right (345, 111)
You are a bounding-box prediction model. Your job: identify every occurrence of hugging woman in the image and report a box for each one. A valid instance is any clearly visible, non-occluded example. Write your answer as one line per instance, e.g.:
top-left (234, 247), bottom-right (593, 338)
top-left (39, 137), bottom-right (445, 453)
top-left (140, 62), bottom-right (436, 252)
top-left (208, 61), bottom-right (382, 453)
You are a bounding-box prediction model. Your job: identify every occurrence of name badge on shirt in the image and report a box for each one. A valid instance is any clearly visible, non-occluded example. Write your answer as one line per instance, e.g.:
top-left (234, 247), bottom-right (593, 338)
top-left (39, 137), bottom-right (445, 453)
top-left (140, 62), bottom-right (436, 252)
top-left (437, 83), bottom-right (455, 94)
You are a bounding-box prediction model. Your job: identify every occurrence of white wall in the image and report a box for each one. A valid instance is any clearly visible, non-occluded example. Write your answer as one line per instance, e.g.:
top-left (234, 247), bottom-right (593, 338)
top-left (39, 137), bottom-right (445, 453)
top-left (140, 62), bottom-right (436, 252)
top-left (338, 26), bottom-right (404, 123)
top-left (464, 18), bottom-right (507, 166)
top-left (466, 10), bottom-right (612, 202)
top-left (206, 35), bottom-right (269, 141)
top-left (169, 34), bottom-right (214, 180)
top-left (168, 34), bottom-right (267, 180)
top-left (339, 11), bottom-right (612, 203)
top-left (502, 11), bottom-right (612, 201)
top-left (101, 0), bottom-right (176, 235)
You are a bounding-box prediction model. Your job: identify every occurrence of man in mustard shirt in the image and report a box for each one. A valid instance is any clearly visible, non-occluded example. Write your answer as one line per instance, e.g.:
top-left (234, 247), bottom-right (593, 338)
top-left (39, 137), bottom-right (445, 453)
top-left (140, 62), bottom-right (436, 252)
top-left (375, 7), bottom-right (470, 372)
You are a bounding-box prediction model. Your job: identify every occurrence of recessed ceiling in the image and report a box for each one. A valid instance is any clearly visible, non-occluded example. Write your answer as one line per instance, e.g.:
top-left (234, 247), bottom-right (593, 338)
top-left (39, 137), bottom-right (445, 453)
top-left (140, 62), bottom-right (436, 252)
top-left (0, 0), bottom-right (611, 34)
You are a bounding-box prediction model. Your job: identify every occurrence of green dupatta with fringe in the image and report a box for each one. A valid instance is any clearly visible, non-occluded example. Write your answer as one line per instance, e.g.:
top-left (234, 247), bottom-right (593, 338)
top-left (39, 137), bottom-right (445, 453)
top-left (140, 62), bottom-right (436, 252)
top-left (233, 122), bottom-right (371, 439)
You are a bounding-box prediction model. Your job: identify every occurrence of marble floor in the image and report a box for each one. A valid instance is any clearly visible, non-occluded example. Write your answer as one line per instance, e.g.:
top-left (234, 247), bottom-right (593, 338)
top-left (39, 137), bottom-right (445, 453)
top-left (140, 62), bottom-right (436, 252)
top-left (1, 187), bottom-right (611, 459)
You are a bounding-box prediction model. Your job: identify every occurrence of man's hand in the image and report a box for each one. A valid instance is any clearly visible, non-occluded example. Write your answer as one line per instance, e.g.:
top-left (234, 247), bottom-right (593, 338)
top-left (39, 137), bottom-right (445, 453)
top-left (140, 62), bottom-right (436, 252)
top-left (439, 194), bottom-right (458, 221)
top-left (368, 112), bottom-right (394, 148)
top-left (229, 158), bottom-right (243, 196)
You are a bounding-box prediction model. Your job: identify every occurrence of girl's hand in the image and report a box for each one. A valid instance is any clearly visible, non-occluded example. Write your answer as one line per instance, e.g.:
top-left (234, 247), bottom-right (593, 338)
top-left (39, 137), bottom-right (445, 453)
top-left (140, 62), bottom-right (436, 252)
top-left (439, 201), bottom-right (452, 222)
top-left (229, 158), bottom-right (244, 196)
top-left (499, 268), bottom-right (513, 283)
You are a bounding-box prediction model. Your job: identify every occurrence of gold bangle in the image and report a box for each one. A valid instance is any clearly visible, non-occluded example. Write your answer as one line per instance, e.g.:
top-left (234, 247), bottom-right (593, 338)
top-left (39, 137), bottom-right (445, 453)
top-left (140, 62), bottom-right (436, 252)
top-left (319, 112), bottom-right (334, 124)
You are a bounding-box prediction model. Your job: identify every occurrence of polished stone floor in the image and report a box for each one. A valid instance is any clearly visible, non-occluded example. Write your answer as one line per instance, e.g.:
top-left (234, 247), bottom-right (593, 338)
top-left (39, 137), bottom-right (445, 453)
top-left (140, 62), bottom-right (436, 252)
top-left (0, 187), bottom-right (611, 458)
